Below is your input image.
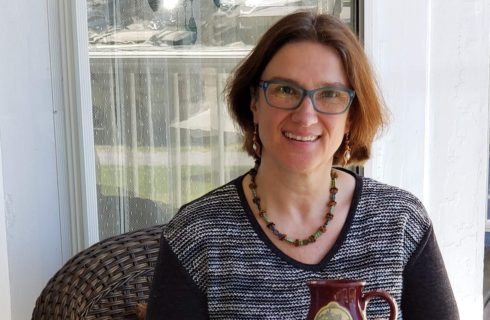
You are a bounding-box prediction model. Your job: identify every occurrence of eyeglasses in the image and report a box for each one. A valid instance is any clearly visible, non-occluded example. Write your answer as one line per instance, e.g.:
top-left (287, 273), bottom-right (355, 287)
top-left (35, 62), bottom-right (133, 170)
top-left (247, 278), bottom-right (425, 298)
top-left (258, 80), bottom-right (355, 115)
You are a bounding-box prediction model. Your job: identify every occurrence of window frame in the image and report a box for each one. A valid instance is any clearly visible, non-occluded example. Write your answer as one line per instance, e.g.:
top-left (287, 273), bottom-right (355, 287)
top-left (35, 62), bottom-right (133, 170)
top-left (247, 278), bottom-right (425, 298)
top-left (57, 0), bottom-right (100, 252)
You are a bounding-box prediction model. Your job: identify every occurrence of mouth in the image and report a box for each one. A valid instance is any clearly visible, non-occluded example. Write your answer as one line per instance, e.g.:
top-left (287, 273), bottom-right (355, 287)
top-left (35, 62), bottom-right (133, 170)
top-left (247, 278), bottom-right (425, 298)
top-left (283, 131), bottom-right (320, 142)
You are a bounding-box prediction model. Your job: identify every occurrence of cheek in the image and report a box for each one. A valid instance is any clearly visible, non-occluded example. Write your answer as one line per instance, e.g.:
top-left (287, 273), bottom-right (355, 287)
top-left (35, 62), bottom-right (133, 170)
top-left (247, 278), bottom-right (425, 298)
top-left (322, 117), bottom-right (349, 139)
top-left (253, 100), bottom-right (271, 124)
top-left (257, 108), bottom-right (287, 131)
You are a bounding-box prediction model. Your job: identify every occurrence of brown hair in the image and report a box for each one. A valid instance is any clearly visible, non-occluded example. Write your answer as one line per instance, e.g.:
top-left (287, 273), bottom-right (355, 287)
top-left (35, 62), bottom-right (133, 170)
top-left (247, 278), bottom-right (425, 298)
top-left (225, 11), bottom-right (387, 165)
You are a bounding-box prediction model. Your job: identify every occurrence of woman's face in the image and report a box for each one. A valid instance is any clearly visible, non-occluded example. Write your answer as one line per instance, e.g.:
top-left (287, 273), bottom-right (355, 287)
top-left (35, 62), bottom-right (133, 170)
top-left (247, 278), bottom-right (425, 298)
top-left (251, 41), bottom-right (351, 174)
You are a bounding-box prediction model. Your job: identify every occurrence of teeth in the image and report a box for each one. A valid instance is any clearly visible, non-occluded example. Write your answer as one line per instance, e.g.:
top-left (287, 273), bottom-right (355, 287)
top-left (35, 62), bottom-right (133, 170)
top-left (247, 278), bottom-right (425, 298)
top-left (284, 131), bottom-right (318, 142)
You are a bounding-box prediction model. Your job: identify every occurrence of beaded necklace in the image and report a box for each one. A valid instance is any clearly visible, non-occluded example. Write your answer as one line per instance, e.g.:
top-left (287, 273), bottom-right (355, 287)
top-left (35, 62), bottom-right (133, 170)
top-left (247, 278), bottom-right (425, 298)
top-left (248, 165), bottom-right (338, 247)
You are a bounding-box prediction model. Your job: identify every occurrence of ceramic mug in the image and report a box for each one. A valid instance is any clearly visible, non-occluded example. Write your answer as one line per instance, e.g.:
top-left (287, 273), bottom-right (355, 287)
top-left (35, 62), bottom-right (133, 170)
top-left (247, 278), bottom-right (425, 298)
top-left (306, 279), bottom-right (398, 320)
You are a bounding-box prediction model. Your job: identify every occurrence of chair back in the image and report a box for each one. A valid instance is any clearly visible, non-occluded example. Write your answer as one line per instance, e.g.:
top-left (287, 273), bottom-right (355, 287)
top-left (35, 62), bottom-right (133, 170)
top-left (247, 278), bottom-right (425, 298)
top-left (32, 225), bottom-right (163, 319)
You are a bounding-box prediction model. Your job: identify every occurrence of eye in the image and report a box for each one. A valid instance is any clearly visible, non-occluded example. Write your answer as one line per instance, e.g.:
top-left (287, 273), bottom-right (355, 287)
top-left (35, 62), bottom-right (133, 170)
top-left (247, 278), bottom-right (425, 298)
top-left (317, 89), bottom-right (349, 103)
top-left (278, 85), bottom-right (295, 95)
top-left (319, 89), bottom-right (341, 98)
top-left (271, 84), bottom-right (300, 98)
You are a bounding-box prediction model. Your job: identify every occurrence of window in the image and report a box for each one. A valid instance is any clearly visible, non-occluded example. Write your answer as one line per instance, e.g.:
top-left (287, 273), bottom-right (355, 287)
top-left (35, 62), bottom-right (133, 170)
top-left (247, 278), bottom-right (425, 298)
top-left (85, 0), bottom-right (359, 240)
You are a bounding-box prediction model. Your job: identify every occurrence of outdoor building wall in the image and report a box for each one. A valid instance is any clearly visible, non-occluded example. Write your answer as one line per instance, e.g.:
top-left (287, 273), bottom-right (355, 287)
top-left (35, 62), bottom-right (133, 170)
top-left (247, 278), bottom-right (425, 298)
top-left (365, 1), bottom-right (489, 319)
top-left (427, 1), bottom-right (489, 317)
top-left (0, 1), bottom-right (64, 319)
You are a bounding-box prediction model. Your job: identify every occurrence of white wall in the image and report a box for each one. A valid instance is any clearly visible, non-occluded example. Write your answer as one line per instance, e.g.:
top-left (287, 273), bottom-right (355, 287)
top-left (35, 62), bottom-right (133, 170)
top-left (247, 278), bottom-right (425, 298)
top-left (428, 1), bottom-right (489, 316)
top-left (0, 0), bottom-right (64, 319)
top-left (365, 1), bottom-right (489, 319)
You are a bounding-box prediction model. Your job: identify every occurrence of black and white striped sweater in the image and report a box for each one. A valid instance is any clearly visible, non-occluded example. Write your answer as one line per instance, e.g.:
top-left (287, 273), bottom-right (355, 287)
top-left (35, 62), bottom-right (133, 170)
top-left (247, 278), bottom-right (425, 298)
top-left (147, 170), bottom-right (459, 320)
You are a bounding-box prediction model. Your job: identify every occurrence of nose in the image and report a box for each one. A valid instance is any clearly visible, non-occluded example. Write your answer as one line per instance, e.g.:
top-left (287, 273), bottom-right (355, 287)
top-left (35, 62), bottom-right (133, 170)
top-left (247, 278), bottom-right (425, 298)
top-left (290, 94), bottom-right (318, 126)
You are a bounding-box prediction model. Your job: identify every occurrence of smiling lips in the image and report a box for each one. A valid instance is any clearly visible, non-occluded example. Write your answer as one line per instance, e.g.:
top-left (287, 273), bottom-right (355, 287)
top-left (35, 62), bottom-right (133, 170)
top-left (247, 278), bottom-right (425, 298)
top-left (283, 131), bottom-right (320, 142)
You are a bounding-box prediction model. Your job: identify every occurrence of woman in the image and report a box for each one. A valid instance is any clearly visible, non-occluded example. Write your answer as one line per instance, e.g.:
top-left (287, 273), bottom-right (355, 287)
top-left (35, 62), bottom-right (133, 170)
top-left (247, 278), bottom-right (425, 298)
top-left (146, 12), bottom-right (458, 319)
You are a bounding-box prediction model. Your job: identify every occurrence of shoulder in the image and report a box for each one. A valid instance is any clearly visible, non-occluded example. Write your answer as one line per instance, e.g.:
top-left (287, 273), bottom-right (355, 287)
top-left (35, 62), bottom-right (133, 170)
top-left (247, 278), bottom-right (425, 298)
top-left (357, 176), bottom-right (432, 250)
top-left (163, 175), bottom-right (245, 242)
top-left (348, 176), bottom-right (434, 263)
top-left (360, 176), bottom-right (430, 225)
top-left (160, 175), bottom-right (249, 290)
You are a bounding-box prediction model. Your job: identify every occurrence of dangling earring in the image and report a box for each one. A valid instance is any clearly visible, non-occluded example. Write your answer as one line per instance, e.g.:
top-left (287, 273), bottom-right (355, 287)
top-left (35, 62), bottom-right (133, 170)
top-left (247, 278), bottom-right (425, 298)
top-left (343, 133), bottom-right (351, 166)
top-left (252, 124), bottom-right (261, 159)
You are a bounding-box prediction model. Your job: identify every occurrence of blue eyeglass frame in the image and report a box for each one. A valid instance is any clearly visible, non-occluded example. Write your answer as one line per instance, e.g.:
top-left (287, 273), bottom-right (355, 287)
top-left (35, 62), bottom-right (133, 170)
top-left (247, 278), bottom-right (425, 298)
top-left (258, 80), bottom-right (356, 115)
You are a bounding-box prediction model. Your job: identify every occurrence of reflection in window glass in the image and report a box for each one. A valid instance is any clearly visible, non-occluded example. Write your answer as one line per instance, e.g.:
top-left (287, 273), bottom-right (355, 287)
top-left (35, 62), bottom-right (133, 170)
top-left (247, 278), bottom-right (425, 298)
top-left (87, 0), bottom-right (356, 239)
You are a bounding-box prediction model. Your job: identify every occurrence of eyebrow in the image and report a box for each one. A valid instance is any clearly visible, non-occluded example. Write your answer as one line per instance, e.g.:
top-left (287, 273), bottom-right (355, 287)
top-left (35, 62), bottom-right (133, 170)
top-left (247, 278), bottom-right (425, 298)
top-left (267, 76), bottom-right (350, 90)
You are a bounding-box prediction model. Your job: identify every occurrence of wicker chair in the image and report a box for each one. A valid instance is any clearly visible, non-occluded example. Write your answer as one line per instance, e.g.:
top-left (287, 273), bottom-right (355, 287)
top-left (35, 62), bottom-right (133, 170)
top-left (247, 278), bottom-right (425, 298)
top-left (32, 224), bottom-right (163, 320)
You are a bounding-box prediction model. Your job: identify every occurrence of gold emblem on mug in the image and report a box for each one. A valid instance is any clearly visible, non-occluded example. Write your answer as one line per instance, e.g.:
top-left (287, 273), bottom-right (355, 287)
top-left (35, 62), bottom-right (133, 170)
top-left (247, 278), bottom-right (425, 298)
top-left (314, 301), bottom-right (353, 320)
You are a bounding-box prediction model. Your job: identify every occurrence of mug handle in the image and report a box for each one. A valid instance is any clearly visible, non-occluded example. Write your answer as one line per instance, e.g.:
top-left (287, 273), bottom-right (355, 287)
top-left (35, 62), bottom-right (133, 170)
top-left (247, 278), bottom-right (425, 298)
top-left (361, 290), bottom-right (398, 320)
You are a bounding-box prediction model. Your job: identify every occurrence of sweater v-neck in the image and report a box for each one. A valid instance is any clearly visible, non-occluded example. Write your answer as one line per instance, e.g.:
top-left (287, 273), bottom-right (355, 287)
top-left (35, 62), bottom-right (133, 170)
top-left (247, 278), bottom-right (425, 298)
top-left (235, 167), bottom-right (363, 271)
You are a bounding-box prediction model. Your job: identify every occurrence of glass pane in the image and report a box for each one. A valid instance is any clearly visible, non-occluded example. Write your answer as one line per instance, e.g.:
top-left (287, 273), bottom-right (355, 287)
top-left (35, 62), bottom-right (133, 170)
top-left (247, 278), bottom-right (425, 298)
top-left (87, 0), bottom-right (356, 239)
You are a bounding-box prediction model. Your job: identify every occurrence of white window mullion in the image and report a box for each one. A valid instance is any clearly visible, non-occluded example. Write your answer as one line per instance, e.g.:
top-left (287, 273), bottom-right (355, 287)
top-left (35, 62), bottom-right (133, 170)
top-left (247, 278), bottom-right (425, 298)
top-left (59, 0), bottom-right (99, 251)
top-left (48, 0), bottom-right (73, 262)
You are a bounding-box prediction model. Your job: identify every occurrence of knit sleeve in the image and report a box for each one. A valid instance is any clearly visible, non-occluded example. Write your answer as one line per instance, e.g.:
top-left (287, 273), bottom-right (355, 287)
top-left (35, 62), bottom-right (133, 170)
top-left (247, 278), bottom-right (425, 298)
top-left (401, 225), bottom-right (459, 319)
top-left (146, 233), bottom-right (209, 320)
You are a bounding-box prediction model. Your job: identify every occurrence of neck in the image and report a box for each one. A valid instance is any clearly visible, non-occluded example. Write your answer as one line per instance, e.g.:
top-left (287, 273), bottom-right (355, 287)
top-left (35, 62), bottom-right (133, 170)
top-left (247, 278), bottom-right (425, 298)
top-left (256, 157), bottom-right (334, 197)
top-left (252, 157), bottom-right (334, 219)
top-left (248, 159), bottom-right (338, 247)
